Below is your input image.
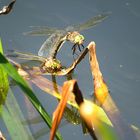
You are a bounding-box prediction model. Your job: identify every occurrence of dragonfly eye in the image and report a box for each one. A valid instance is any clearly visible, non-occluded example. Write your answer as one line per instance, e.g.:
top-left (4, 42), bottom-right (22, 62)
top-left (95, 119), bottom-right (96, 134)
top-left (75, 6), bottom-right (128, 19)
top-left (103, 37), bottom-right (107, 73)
top-left (74, 35), bottom-right (84, 44)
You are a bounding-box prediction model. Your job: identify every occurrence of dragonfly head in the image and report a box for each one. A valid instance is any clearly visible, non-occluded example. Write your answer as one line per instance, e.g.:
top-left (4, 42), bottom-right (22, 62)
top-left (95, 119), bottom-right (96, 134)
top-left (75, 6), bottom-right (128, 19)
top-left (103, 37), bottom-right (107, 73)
top-left (74, 34), bottom-right (84, 45)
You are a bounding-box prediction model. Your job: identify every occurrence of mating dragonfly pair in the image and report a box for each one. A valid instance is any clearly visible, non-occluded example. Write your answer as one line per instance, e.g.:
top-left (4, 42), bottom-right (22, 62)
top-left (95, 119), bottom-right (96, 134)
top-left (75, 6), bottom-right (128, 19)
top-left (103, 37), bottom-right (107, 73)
top-left (10, 13), bottom-right (110, 74)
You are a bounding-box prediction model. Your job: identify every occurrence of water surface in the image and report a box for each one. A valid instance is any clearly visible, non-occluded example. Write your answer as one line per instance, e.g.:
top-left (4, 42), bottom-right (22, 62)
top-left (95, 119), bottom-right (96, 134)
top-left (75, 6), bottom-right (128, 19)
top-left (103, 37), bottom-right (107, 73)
top-left (0, 0), bottom-right (140, 139)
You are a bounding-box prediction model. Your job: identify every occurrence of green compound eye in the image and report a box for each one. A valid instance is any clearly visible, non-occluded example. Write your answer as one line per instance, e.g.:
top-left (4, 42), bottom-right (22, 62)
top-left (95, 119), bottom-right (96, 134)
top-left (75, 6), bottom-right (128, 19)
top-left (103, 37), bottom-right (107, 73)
top-left (80, 35), bottom-right (84, 40)
top-left (74, 35), bottom-right (84, 43)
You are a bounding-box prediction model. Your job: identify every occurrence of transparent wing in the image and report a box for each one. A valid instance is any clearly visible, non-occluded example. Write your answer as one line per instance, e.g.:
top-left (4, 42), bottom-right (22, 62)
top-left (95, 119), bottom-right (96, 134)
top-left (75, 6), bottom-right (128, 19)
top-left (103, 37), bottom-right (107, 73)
top-left (23, 26), bottom-right (63, 36)
top-left (7, 50), bottom-right (46, 62)
top-left (72, 12), bottom-right (111, 32)
top-left (38, 33), bottom-right (65, 58)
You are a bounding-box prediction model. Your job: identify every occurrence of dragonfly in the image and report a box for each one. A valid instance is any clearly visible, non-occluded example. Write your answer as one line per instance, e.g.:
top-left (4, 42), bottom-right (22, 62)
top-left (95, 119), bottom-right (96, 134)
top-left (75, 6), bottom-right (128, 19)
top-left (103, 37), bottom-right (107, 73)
top-left (7, 41), bottom-right (91, 75)
top-left (7, 50), bottom-right (63, 74)
top-left (24, 13), bottom-right (110, 59)
top-left (7, 42), bottom-right (89, 76)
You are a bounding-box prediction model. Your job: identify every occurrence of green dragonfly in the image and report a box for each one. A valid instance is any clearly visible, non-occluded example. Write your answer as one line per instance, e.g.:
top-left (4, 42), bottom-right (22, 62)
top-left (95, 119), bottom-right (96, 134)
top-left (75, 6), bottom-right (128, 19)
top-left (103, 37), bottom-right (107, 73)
top-left (24, 13), bottom-right (110, 58)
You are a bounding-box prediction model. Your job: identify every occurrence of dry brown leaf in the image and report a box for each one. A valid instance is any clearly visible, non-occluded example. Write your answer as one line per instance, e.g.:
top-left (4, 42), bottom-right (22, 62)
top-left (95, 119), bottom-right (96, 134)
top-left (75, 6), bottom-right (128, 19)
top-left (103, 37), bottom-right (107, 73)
top-left (88, 41), bottom-right (137, 140)
top-left (50, 80), bottom-right (76, 140)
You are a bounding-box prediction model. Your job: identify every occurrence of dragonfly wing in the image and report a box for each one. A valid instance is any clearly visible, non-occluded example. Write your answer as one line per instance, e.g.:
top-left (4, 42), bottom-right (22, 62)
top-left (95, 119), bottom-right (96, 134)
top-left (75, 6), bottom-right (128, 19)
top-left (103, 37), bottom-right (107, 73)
top-left (38, 33), bottom-right (65, 58)
top-left (7, 50), bottom-right (46, 62)
top-left (72, 12), bottom-right (111, 32)
top-left (23, 26), bottom-right (63, 36)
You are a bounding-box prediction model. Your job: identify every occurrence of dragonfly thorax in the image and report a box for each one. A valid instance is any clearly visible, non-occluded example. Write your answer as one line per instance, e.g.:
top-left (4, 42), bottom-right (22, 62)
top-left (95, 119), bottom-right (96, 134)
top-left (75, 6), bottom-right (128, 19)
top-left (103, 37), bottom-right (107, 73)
top-left (66, 31), bottom-right (84, 45)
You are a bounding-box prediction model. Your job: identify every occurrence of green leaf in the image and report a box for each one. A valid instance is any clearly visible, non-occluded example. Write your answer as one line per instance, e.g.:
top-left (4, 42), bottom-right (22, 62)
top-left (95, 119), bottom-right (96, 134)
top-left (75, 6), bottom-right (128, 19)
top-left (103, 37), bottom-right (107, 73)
top-left (1, 88), bottom-right (35, 140)
top-left (0, 52), bottom-right (62, 140)
top-left (0, 39), bottom-right (9, 106)
top-left (0, 38), bottom-right (3, 54)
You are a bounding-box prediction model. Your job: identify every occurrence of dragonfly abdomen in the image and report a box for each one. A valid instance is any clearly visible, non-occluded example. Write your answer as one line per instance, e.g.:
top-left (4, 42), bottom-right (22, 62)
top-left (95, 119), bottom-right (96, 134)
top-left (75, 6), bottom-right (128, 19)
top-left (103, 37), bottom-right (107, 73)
top-left (38, 33), bottom-right (66, 59)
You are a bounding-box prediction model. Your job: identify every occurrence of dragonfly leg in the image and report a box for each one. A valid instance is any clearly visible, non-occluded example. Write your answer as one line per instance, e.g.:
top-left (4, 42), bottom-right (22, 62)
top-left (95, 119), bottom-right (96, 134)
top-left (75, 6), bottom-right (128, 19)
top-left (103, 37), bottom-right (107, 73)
top-left (81, 44), bottom-right (85, 49)
top-left (73, 45), bottom-right (80, 59)
top-left (78, 44), bottom-right (81, 52)
top-left (72, 44), bottom-right (85, 56)
top-left (72, 44), bottom-right (77, 55)
top-left (72, 44), bottom-right (76, 51)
